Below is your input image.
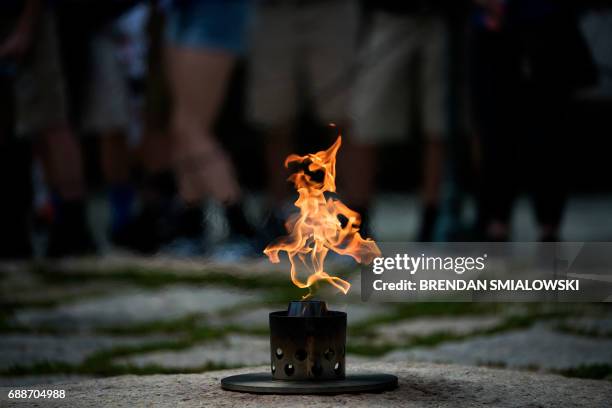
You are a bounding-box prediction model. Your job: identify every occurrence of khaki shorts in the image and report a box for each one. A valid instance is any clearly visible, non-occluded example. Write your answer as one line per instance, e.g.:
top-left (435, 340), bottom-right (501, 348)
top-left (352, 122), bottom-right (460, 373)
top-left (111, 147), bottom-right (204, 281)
top-left (351, 13), bottom-right (448, 144)
top-left (248, 0), bottom-right (358, 127)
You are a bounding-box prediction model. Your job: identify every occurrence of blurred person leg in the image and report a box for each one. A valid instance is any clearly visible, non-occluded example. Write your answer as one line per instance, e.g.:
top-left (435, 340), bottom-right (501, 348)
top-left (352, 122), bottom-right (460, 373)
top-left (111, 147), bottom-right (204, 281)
top-left (351, 10), bottom-right (448, 240)
top-left (468, 24), bottom-right (522, 241)
top-left (0, 0), bottom-right (38, 258)
top-left (305, 0), bottom-right (361, 225)
top-left (165, 0), bottom-right (255, 254)
top-left (419, 139), bottom-right (445, 241)
top-left (111, 5), bottom-right (178, 254)
top-left (417, 16), bottom-right (448, 241)
top-left (248, 1), bottom-right (297, 230)
top-left (520, 10), bottom-right (595, 242)
top-left (81, 28), bottom-right (135, 245)
top-left (340, 141), bottom-right (377, 237)
top-left (0, 74), bottom-right (33, 259)
top-left (0, 139), bottom-right (32, 259)
top-left (248, 1), bottom-right (301, 244)
top-left (249, 0), bottom-right (359, 239)
top-left (469, 1), bottom-right (596, 242)
top-left (11, 9), bottom-right (94, 257)
top-left (524, 78), bottom-right (568, 242)
top-left (350, 10), bottom-right (411, 238)
top-left (101, 130), bottom-right (133, 236)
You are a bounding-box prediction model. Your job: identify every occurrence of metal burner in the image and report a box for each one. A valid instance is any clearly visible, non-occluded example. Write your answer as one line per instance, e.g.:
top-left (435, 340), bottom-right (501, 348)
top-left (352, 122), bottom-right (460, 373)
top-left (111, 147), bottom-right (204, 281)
top-left (221, 301), bottom-right (398, 395)
top-left (271, 301), bottom-right (345, 380)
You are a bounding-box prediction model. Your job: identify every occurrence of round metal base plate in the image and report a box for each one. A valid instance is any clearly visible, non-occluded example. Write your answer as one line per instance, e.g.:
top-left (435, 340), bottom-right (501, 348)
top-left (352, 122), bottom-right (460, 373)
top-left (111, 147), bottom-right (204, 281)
top-left (221, 372), bottom-right (398, 394)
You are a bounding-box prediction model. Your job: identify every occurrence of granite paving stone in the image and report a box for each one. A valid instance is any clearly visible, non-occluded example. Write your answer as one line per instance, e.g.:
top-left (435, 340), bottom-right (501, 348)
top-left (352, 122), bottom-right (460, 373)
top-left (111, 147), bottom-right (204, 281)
top-left (373, 316), bottom-right (503, 344)
top-left (0, 334), bottom-right (177, 370)
top-left (384, 325), bottom-right (612, 371)
top-left (3, 362), bottom-right (610, 407)
top-left (11, 286), bottom-right (262, 330)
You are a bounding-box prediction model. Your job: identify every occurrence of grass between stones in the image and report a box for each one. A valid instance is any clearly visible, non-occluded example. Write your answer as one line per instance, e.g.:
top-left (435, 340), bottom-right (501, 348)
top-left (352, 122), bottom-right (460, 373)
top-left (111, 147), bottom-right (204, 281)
top-left (1, 303), bottom-right (574, 376)
top-left (347, 307), bottom-right (574, 356)
top-left (27, 261), bottom-right (366, 302)
top-left (556, 364), bottom-right (612, 381)
top-left (31, 262), bottom-right (288, 290)
top-left (0, 315), bottom-right (268, 378)
top-left (98, 314), bottom-right (269, 338)
top-left (1, 262), bottom-right (606, 380)
top-left (554, 323), bottom-right (612, 339)
top-left (0, 333), bottom-right (243, 377)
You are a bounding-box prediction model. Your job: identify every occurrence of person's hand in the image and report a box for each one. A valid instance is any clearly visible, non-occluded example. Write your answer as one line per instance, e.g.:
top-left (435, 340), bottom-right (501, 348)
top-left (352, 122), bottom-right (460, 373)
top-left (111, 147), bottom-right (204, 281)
top-left (0, 29), bottom-right (32, 60)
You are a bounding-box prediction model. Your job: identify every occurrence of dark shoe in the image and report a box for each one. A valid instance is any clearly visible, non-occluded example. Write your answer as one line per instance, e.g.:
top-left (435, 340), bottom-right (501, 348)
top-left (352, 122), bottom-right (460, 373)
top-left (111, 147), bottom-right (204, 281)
top-left (417, 205), bottom-right (439, 242)
top-left (46, 199), bottom-right (96, 258)
top-left (110, 206), bottom-right (163, 254)
top-left (0, 139), bottom-right (33, 259)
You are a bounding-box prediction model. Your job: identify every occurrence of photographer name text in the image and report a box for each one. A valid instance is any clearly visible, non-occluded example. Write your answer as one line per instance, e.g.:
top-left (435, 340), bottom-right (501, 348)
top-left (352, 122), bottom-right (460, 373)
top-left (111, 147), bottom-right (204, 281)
top-left (373, 279), bottom-right (580, 292)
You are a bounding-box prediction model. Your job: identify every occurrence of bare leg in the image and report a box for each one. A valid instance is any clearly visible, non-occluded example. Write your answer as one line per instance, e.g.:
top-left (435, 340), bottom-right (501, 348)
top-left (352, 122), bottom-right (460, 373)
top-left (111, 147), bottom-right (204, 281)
top-left (340, 141), bottom-right (377, 210)
top-left (139, 128), bottom-right (172, 174)
top-left (38, 123), bottom-right (86, 201)
top-left (100, 129), bottom-right (130, 185)
top-left (99, 128), bottom-right (136, 237)
top-left (166, 46), bottom-right (240, 206)
top-left (340, 138), bottom-right (376, 237)
top-left (417, 138), bottom-right (445, 241)
top-left (36, 123), bottom-right (94, 256)
top-left (422, 139), bottom-right (444, 206)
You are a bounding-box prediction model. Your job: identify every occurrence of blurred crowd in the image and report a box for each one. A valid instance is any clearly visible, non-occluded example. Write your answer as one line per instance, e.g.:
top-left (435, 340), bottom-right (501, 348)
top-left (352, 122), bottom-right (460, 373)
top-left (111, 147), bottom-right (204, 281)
top-left (0, 0), bottom-right (610, 260)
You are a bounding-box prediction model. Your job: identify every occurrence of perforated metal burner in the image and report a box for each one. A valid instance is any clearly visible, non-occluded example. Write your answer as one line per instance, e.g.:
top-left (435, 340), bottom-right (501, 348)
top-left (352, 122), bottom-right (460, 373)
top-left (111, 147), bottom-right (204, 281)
top-left (221, 301), bottom-right (398, 395)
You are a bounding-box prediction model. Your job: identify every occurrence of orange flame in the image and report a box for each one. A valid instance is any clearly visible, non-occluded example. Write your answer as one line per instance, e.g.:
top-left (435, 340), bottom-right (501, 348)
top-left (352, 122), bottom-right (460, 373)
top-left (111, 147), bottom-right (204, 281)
top-left (263, 132), bottom-right (381, 299)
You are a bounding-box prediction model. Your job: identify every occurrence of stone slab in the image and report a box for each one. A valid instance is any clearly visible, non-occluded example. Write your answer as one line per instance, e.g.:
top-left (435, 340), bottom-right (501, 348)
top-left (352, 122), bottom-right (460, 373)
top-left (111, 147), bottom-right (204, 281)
top-left (116, 335), bottom-right (270, 369)
top-left (373, 316), bottom-right (503, 344)
top-left (0, 334), bottom-right (176, 370)
top-left (384, 325), bottom-right (612, 370)
top-left (12, 285), bottom-right (261, 330)
top-left (2, 362), bottom-right (611, 407)
top-left (209, 308), bottom-right (273, 330)
top-left (36, 256), bottom-right (287, 279)
top-left (560, 317), bottom-right (612, 336)
top-left (0, 375), bottom-right (92, 387)
top-left (116, 335), bottom-right (371, 370)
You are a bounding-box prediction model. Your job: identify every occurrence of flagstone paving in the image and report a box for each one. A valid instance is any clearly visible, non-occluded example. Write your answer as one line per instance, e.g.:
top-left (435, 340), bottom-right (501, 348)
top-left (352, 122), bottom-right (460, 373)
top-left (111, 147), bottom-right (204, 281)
top-left (2, 255), bottom-right (612, 390)
top-left (372, 316), bottom-right (503, 344)
top-left (10, 285), bottom-right (262, 330)
top-left (114, 335), bottom-right (373, 370)
top-left (115, 335), bottom-right (270, 369)
top-left (208, 307), bottom-right (274, 330)
top-left (339, 303), bottom-right (396, 325)
top-left (559, 317), bottom-right (612, 336)
top-left (384, 325), bottom-right (612, 371)
top-left (0, 334), bottom-right (177, 370)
